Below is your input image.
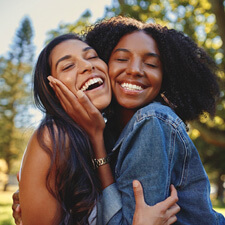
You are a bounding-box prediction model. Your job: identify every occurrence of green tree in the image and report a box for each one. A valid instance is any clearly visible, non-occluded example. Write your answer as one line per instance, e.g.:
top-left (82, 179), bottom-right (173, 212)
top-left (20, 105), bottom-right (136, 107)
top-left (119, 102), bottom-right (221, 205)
top-left (0, 17), bottom-right (34, 191)
top-left (45, 10), bottom-right (93, 42)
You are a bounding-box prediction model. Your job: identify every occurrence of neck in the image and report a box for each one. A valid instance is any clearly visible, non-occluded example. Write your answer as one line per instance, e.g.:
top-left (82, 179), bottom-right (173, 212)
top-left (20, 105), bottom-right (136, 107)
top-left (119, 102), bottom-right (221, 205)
top-left (114, 104), bottom-right (136, 135)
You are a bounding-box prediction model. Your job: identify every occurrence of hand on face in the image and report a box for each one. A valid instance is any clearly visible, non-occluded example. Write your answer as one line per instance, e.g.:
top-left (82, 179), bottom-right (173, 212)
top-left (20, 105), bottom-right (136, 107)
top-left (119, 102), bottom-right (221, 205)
top-left (48, 76), bottom-right (106, 139)
top-left (132, 181), bottom-right (180, 225)
top-left (49, 39), bottom-right (111, 112)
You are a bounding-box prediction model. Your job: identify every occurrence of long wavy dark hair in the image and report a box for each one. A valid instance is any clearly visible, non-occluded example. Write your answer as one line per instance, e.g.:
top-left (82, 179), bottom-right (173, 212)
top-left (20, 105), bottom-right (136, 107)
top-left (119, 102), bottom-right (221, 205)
top-left (86, 16), bottom-right (220, 122)
top-left (33, 33), bottom-right (100, 225)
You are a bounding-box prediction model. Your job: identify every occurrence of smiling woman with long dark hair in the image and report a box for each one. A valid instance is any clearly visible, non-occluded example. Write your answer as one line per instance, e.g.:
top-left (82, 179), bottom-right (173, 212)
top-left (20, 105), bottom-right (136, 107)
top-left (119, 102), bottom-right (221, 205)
top-left (19, 33), bottom-right (111, 225)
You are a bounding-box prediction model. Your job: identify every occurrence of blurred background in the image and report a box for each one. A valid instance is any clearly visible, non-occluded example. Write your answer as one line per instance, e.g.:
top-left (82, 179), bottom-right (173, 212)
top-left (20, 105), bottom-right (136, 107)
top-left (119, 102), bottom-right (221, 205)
top-left (0, 0), bottom-right (225, 224)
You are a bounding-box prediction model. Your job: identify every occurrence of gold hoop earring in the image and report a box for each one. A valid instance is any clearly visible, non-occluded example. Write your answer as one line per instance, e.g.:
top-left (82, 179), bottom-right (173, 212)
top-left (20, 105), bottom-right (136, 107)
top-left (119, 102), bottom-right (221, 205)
top-left (160, 92), bottom-right (177, 109)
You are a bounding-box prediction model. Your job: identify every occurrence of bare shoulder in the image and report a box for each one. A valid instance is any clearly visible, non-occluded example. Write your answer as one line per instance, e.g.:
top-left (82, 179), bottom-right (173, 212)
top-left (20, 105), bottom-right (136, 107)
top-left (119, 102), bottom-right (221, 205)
top-left (19, 127), bottom-right (62, 225)
top-left (20, 127), bottom-right (53, 183)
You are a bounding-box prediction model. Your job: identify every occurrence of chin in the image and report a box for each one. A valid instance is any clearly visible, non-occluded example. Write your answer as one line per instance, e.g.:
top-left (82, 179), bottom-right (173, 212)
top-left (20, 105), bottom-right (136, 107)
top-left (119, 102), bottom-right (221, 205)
top-left (93, 99), bottom-right (111, 111)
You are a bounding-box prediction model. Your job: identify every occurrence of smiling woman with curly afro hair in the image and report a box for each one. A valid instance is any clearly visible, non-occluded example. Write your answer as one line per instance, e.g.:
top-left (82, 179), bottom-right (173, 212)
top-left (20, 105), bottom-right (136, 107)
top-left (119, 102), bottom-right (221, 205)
top-left (84, 16), bottom-right (225, 225)
top-left (86, 16), bottom-right (220, 122)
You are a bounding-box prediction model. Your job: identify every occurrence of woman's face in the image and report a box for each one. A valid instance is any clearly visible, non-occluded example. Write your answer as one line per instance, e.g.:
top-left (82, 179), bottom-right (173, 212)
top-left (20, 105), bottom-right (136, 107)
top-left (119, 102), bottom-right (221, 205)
top-left (49, 39), bottom-right (111, 111)
top-left (108, 31), bottom-right (163, 110)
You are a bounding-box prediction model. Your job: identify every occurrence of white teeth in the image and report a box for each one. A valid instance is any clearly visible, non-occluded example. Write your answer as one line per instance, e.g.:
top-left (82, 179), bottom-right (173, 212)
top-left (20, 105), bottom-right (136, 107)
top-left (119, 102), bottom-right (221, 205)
top-left (121, 83), bottom-right (143, 91)
top-left (81, 78), bottom-right (103, 91)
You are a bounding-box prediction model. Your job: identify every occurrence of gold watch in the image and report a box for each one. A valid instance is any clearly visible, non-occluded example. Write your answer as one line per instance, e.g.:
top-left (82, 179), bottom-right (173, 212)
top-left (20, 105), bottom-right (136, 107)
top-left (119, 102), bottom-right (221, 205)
top-left (92, 156), bottom-right (111, 169)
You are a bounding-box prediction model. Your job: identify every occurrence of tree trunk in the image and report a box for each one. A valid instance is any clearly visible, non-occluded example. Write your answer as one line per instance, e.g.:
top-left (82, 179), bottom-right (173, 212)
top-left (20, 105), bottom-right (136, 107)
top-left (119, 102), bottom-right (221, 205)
top-left (209, 0), bottom-right (225, 66)
top-left (3, 182), bottom-right (9, 192)
top-left (191, 121), bottom-right (225, 148)
top-left (3, 159), bottom-right (11, 192)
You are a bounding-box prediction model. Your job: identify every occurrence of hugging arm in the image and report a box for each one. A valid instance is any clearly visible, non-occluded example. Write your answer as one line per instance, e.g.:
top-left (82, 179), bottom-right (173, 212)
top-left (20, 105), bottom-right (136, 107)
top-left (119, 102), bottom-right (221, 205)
top-left (12, 180), bottom-right (179, 225)
top-left (47, 77), bottom-right (180, 224)
top-left (12, 115), bottom-right (180, 225)
top-left (18, 131), bottom-right (62, 225)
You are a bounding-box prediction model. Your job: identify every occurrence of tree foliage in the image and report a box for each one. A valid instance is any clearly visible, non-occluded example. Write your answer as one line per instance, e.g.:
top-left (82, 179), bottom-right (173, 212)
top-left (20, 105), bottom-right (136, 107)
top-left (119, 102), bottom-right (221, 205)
top-left (0, 17), bottom-right (34, 190)
top-left (45, 10), bottom-right (93, 42)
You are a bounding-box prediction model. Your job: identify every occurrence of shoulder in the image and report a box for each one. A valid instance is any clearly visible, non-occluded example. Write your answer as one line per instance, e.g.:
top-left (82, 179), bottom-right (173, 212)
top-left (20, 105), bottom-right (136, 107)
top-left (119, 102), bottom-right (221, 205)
top-left (20, 127), bottom-right (53, 180)
top-left (134, 102), bottom-right (184, 129)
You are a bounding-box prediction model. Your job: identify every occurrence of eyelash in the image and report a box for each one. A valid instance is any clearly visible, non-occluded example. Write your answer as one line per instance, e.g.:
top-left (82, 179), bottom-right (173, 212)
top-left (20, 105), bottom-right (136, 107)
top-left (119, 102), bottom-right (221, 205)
top-left (116, 58), bottom-right (157, 68)
top-left (145, 63), bottom-right (157, 68)
top-left (116, 58), bottom-right (128, 62)
top-left (88, 55), bottom-right (98, 60)
top-left (62, 64), bottom-right (74, 71)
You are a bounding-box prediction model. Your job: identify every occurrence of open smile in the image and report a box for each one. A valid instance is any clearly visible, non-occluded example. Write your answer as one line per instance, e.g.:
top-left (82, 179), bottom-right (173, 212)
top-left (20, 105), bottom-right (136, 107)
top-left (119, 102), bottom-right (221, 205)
top-left (80, 77), bottom-right (104, 92)
top-left (120, 82), bottom-right (144, 91)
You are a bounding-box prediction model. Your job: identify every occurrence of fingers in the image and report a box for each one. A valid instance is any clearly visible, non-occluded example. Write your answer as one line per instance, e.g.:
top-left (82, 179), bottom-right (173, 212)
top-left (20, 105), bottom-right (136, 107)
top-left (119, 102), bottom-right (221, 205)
top-left (48, 76), bottom-right (76, 110)
top-left (133, 180), bottom-right (145, 209)
top-left (170, 184), bottom-right (178, 201)
top-left (167, 203), bottom-right (180, 216)
top-left (48, 77), bottom-right (88, 120)
top-left (159, 185), bottom-right (179, 211)
top-left (12, 204), bottom-right (22, 225)
top-left (12, 190), bottom-right (20, 203)
top-left (49, 76), bottom-right (100, 119)
top-left (76, 90), bottom-right (100, 118)
top-left (167, 215), bottom-right (177, 225)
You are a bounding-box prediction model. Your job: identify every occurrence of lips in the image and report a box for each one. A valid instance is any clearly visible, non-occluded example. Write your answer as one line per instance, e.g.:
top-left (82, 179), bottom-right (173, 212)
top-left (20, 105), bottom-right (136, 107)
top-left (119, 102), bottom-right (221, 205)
top-left (80, 77), bottom-right (103, 92)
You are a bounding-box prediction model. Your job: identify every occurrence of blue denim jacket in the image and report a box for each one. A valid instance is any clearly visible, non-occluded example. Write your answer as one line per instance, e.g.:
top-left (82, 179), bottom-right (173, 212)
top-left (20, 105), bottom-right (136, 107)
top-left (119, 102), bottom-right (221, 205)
top-left (97, 102), bottom-right (225, 225)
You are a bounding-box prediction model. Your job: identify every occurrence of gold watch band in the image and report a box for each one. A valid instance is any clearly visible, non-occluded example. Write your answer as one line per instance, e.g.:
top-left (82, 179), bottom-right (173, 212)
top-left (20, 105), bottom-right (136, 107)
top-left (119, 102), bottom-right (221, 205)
top-left (92, 156), bottom-right (111, 169)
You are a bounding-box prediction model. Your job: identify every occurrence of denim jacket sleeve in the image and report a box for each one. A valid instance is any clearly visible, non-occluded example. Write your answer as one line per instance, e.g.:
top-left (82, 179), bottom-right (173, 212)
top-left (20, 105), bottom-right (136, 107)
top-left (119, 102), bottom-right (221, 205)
top-left (98, 103), bottom-right (225, 225)
top-left (108, 112), bottom-right (182, 224)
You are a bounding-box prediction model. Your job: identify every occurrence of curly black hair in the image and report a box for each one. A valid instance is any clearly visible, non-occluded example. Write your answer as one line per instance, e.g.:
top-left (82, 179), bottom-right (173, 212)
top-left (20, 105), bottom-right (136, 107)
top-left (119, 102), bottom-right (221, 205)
top-left (86, 16), bottom-right (220, 122)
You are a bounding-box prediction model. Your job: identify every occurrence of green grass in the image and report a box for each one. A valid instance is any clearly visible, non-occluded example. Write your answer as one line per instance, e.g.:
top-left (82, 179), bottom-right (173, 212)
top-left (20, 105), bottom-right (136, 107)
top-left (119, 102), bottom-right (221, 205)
top-left (0, 186), bottom-right (224, 225)
top-left (214, 206), bottom-right (225, 216)
top-left (0, 185), bottom-right (18, 225)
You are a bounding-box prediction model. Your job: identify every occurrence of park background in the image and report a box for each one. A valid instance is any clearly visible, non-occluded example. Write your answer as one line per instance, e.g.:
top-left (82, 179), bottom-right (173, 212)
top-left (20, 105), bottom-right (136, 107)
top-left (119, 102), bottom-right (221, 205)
top-left (0, 0), bottom-right (225, 224)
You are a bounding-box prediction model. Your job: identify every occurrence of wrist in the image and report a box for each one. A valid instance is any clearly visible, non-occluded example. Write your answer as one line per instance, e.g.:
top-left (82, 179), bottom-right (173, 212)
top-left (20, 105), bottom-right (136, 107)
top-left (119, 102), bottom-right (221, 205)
top-left (92, 155), bottom-right (111, 169)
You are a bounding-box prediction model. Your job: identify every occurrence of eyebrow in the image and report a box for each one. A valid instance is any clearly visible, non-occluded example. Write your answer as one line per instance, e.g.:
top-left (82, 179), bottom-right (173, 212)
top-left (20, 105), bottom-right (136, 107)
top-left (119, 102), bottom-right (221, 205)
top-left (55, 55), bottom-right (71, 69)
top-left (113, 48), bottom-right (160, 58)
top-left (113, 48), bottom-right (129, 54)
top-left (55, 46), bottom-right (95, 69)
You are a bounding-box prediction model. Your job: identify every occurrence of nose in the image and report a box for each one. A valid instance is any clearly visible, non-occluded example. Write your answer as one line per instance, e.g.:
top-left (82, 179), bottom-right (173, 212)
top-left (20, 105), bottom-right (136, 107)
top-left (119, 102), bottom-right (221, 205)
top-left (126, 58), bottom-right (144, 77)
top-left (78, 59), bottom-right (94, 74)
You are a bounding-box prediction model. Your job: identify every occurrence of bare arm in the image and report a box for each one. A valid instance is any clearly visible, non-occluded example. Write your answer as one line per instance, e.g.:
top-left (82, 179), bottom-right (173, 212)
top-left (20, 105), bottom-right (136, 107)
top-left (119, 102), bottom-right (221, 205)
top-left (19, 130), bottom-right (62, 225)
top-left (12, 180), bottom-right (180, 225)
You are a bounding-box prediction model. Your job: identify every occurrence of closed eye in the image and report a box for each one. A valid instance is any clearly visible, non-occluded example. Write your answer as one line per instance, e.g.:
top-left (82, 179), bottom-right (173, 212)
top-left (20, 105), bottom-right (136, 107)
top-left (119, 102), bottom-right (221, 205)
top-left (62, 64), bottom-right (74, 71)
top-left (88, 55), bottom-right (99, 60)
top-left (145, 63), bottom-right (157, 68)
top-left (116, 58), bottom-right (128, 62)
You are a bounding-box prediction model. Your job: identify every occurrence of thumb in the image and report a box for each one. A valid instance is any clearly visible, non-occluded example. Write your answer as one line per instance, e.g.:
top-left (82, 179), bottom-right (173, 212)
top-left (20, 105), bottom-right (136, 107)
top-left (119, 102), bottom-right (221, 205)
top-left (133, 180), bottom-right (145, 208)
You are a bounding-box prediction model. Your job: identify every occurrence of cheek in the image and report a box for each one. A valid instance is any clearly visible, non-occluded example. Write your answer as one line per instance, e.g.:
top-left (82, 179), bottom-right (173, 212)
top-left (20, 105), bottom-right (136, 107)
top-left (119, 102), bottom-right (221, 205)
top-left (149, 71), bottom-right (163, 87)
top-left (60, 74), bottom-right (77, 92)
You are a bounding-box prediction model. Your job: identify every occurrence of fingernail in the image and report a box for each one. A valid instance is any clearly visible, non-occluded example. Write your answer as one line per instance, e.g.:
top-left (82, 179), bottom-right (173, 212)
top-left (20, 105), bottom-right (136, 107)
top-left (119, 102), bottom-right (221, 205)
top-left (16, 205), bottom-right (19, 212)
top-left (133, 180), bottom-right (139, 188)
top-left (49, 82), bottom-right (54, 88)
top-left (76, 90), bottom-right (84, 98)
top-left (48, 76), bottom-right (56, 84)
